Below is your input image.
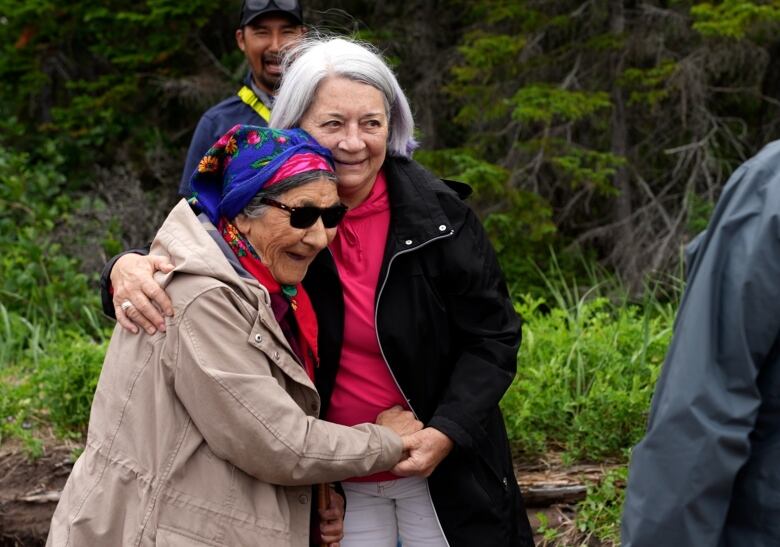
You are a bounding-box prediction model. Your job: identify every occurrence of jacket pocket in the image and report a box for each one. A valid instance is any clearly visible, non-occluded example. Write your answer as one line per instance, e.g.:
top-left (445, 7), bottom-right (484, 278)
top-left (469, 451), bottom-right (509, 506)
top-left (155, 524), bottom-right (220, 546)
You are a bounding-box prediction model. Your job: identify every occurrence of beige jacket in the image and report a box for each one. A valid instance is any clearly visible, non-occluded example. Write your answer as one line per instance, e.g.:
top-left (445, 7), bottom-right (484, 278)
top-left (48, 200), bottom-right (403, 547)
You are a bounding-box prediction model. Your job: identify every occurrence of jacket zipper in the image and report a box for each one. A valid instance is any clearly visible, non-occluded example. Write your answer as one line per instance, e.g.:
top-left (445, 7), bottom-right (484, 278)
top-left (373, 229), bottom-right (454, 546)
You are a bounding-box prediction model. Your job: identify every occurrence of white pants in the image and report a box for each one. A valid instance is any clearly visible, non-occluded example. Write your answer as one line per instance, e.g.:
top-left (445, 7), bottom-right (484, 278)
top-left (341, 477), bottom-right (449, 547)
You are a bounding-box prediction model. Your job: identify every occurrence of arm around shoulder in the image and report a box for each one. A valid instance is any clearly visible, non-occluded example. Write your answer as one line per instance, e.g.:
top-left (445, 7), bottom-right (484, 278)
top-left (103, 250), bottom-right (174, 335)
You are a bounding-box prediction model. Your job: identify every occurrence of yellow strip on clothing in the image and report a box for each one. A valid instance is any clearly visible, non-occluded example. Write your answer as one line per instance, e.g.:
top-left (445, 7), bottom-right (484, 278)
top-left (237, 85), bottom-right (271, 123)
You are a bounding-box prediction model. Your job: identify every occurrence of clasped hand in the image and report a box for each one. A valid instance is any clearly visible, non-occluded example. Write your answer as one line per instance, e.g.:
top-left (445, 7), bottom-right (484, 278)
top-left (375, 406), bottom-right (454, 478)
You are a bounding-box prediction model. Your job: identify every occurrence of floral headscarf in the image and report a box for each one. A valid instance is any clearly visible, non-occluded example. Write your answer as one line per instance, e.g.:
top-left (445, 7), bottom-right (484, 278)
top-left (189, 124), bottom-right (335, 225)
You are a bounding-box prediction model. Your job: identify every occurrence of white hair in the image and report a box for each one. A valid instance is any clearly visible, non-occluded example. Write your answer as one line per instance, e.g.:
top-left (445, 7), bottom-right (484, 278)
top-left (270, 36), bottom-right (418, 157)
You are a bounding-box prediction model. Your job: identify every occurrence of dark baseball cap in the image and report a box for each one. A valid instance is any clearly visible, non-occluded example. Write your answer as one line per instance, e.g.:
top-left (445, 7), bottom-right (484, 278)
top-left (239, 0), bottom-right (304, 27)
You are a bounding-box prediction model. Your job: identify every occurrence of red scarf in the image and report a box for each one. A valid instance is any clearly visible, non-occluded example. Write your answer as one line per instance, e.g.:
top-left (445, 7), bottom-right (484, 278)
top-left (218, 218), bottom-right (318, 381)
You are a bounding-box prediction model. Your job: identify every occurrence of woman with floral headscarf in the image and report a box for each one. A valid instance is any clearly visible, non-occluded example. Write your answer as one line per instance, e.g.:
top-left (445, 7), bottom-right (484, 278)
top-left (47, 125), bottom-right (421, 547)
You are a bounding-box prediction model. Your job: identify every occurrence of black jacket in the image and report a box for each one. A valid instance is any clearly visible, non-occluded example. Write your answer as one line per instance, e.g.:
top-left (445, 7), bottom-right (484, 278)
top-left (304, 157), bottom-right (534, 547)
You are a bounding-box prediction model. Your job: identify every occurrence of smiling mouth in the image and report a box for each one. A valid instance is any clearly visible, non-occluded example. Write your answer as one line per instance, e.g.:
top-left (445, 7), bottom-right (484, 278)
top-left (264, 57), bottom-right (282, 74)
top-left (286, 252), bottom-right (311, 262)
top-left (335, 159), bottom-right (367, 167)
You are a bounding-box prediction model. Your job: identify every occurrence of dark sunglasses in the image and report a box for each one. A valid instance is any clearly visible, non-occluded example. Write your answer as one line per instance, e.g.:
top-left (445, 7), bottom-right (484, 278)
top-left (260, 197), bottom-right (348, 229)
top-left (244, 0), bottom-right (299, 11)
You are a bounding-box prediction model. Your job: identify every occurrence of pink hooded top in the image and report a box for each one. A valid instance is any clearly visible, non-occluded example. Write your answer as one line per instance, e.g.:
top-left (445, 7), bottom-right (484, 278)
top-left (325, 170), bottom-right (409, 482)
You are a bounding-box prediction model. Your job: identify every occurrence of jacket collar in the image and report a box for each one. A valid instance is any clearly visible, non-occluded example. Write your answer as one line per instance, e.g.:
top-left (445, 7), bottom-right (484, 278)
top-left (153, 200), bottom-right (263, 307)
top-left (242, 72), bottom-right (275, 109)
top-left (152, 201), bottom-right (315, 391)
top-left (383, 157), bottom-right (457, 253)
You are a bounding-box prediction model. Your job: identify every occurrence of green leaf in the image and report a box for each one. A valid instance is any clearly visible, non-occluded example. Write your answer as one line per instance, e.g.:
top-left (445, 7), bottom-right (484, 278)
top-left (510, 85), bottom-right (611, 124)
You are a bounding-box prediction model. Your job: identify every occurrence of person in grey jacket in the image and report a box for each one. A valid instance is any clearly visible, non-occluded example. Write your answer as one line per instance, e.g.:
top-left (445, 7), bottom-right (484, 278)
top-left (621, 141), bottom-right (780, 546)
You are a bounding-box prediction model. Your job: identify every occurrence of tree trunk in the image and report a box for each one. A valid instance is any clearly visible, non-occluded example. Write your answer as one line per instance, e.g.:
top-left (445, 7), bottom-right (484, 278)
top-left (609, 0), bottom-right (636, 285)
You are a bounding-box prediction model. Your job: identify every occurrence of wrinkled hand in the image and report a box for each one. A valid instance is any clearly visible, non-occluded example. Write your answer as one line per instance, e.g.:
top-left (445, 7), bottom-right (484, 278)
top-left (111, 253), bottom-right (174, 335)
top-left (393, 427), bottom-right (454, 478)
top-left (376, 405), bottom-right (423, 437)
top-left (318, 488), bottom-right (345, 546)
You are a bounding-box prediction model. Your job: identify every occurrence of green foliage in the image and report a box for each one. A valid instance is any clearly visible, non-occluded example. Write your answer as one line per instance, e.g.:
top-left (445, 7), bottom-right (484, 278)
top-left (533, 466), bottom-right (627, 545)
top-left (0, 304), bottom-right (51, 371)
top-left (0, 145), bottom-right (101, 327)
top-left (29, 332), bottom-right (108, 437)
top-left (0, 371), bottom-right (45, 457)
top-left (0, 144), bottom-right (112, 456)
top-left (0, 325), bottom-right (108, 454)
top-left (0, 0), bottom-right (238, 172)
top-left (448, 30), bottom-right (525, 126)
top-left (415, 148), bottom-right (559, 290)
top-left (534, 511), bottom-right (563, 544)
top-left (440, 0), bottom-right (780, 288)
top-left (574, 466), bottom-right (628, 543)
top-left (620, 60), bottom-right (678, 107)
top-left (692, 0), bottom-right (780, 40)
top-left (414, 148), bottom-right (511, 196)
top-left (510, 85), bottom-right (611, 125)
top-left (483, 200), bottom-right (558, 293)
top-left (455, 31), bottom-right (526, 79)
top-left (550, 146), bottom-right (626, 193)
top-left (501, 268), bottom-right (674, 461)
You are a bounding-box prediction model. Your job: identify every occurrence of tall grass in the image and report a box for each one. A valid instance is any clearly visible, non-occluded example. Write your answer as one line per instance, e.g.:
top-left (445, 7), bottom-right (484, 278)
top-left (500, 258), bottom-right (681, 545)
top-left (0, 302), bottom-right (109, 454)
top-left (0, 145), bottom-right (114, 456)
top-left (501, 257), bottom-right (679, 462)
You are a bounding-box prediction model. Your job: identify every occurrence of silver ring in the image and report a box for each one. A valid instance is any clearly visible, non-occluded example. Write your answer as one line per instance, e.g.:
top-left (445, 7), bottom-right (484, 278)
top-left (120, 300), bottom-right (134, 312)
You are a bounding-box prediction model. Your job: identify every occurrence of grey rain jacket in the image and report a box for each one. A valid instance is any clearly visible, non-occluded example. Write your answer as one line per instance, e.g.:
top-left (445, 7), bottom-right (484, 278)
top-left (621, 141), bottom-right (780, 546)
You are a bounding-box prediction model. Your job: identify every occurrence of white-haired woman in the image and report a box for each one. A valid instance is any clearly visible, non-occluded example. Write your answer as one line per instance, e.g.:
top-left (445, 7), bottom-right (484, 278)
top-left (103, 37), bottom-right (534, 546)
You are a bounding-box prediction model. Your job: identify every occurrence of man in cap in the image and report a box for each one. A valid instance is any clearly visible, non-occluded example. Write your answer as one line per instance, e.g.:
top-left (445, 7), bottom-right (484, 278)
top-left (179, 0), bottom-right (306, 195)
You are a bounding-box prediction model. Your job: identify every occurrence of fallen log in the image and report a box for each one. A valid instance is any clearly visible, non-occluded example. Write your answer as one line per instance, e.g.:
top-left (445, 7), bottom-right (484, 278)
top-left (516, 462), bottom-right (622, 507)
top-left (521, 484), bottom-right (587, 506)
